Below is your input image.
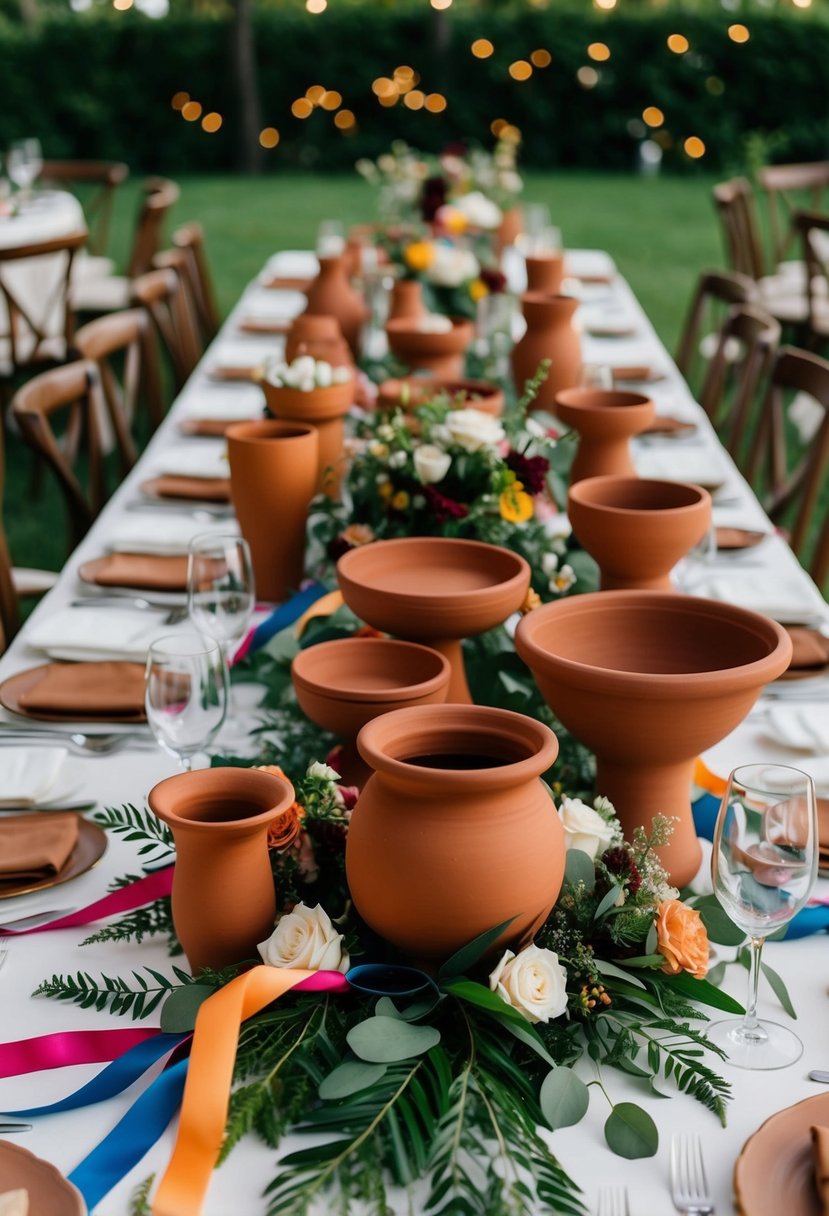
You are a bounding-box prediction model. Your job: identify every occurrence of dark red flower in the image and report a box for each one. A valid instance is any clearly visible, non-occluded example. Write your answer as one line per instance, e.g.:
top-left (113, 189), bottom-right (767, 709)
top-left (480, 267), bottom-right (508, 294)
top-left (601, 845), bottom-right (642, 897)
top-left (423, 485), bottom-right (469, 522)
top-left (420, 175), bottom-right (448, 221)
top-left (505, 450), bottom-right (550, 496)
top-left (442, 141), bottom-right (468, 158)
top-left (327, 535), bottom-right (354, 563)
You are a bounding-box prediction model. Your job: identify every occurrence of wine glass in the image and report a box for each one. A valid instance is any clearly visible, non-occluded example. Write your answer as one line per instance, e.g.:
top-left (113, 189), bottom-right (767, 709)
top-left (186, 533), bottom-right (255, 664)
top-left (145, 633), bottom-right (228, 770)
top-left (672, 522), bottom-right (717, 592)
top-left (6, 139), bottom-right (42, 202)
top-left (317, 219), bottom-right (345, 257)
top-left (475, 292), bottom-right (514, 379)
top-left (709, 763), bottom-right (818, 1069)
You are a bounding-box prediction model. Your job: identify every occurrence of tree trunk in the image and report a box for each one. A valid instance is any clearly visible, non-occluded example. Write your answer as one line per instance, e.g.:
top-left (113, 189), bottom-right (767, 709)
top-left (231, 0), bottom-right (264, 174)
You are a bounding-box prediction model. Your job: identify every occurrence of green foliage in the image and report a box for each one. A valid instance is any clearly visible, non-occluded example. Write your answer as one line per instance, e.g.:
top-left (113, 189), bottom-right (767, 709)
top-left (93, 804), bottom-right (174, 867)
top-left (128, 1175), bottom-right (155, 1216)
top-left (32, 965), bottom-right (196, 1020)
top-left (604, 1102), bottom-right (658, 1158)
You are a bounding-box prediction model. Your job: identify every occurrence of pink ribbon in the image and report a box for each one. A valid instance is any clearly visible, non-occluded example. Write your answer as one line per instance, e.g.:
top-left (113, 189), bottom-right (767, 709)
top-left (0, 866), bottom-right (174, 935)
top-left (0, 1027), bottom-right (161, 1078)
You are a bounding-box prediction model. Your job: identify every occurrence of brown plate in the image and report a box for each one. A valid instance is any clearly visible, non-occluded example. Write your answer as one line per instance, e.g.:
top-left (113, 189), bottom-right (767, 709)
top-left (207, 366), bottom-right (262, 383)
top-left (178, 418), bottom-right (250, 438)
top-left (0, 662), bottom-right (147, 724)
top-left (0, 1142), bottom-right (86, 1214)
top-left (0, 815), bottom-right (107, 899)
top-left (716, 527), bottom-right (769, 550)
top-left (238, 318), bottom-right (290, 335)
top-left (612, 365), bottom-right (665, 383)
top-left (140, 476), bottom-right (231, 503)
top-left (78, 553), bottom-right (188, 593)
top-left (262, 275), bottom-right (312, 290)
top-left (641, 415), bottom-right (697, 437)
top-left (734, 1091), bottom-right (829, 1215)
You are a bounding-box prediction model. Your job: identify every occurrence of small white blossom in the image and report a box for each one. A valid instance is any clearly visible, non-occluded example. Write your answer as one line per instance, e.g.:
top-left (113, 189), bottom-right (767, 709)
top-left (388, 449), bottom-right (408, 469)
top-left (307, 761), bottom-right (341, 783)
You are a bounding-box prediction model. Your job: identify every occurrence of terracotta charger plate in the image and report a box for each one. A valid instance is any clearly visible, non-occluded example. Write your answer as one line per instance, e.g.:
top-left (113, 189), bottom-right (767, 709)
top-left (0, 816), bottom-right (107, 899)
top-left (78, 553), bottom-right (188, 593)
top-left (612, 365), bottom-right (666, 383)
top-left (262, 275), bottom-right (312, 290)
top-left (734, 1092), bottom-right (829, 1215)
top-left (178, 417), bottom-right (244, 439)
top-left (0, 1142), bottom-right (86, 1214)
top-left (0, 662), bottom-right (147, 724)
top-left (139, 476), bottom-right (231, 503)
top-left (716, 527), bottom-right (768, 550)
top-left (207, 365), bottom-right (262, 383)
top-left (237, 317), bottom-right (290, 335)
top-left (641, 415), bottom-right (697, 438)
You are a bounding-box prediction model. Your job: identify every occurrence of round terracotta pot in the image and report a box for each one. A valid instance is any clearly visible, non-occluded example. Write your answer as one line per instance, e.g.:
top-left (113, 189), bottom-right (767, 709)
top-left (511, 292), bottom-right (582, 409)
top-left (346, 703), bottom-right (564, 963)
top-left (526, 253), bottom-right (565, 295)
top-left (389, 279), bottom-right (427, 322)
top-left (377, 376), bottom-right (504, 417)
top-left (304, 253), bottom-right (369, 359)
top-left (261, 377), bottom-right (355, 498)
top-left (285, 314), bottom-right (353, 368)
top-left (337, 537), bottom-right (530, 704)
top-left (567, 476), bottom-right (713, 592)
top-left (386, 316), bottom-right (474, 380)
top-left (147, 766), bottom-right (296, 973)
top-left (496, 206), bottom-right (524, 253)
top-left (226, 420), bottom-right (317, 602)
top-left (554, 388), bottom-right (656, 483)
top-left (515, 592), bottom-right (793, 888)
top-left (291, 637), bottom-right (451, 786)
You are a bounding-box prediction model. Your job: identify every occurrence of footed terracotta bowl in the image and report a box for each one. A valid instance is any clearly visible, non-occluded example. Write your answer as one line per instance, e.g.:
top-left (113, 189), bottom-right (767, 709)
top-left (554, 388), bottom-right (655, 483)
top-left (385, 317), bottom-right (474, 379)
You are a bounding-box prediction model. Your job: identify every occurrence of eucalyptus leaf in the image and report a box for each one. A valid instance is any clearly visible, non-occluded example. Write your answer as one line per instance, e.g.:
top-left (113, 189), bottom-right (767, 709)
top-left (645, 922), bottom-right (658, 955)
top-left (437, 918), bottom-right (516, 981)
top-left (319, 1060), bottom-right (388, 1101)
top-left (698, 902), bottom-right (747, 947)
top-left (657, 971), bottom-right (745, 1014)
top-left (761, 961), bottom-right (797, 1019)
top-left (563, 848), bottom-right (595, 893)
top-left (595, 960), bottom-right (646, 990)
top-left (374, 995), bottom-right (441, 1022)
top-left (539, 1068), bottom-right (590, 1130)
top-left (346, 1016), bottom-right (440, 1063)
top-left (491, 1011), bottom-right (558, 1067)
top-left (604, 1102), bottom-right (658, 1158)
top-left (593, 885), bottom-right (622, 921)
top-left (159, 984), bottom-right (215, 1033)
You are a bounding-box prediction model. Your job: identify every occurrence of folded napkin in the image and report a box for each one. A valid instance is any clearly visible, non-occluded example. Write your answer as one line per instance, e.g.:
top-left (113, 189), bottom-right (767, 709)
top-left (238, 317), bottom-right (290, 336)
top-left (612, 365), bottom-right (665, 383)
top-left (265, 250), bottom-right (319, 279)
top-left (17, 660), bottom-right (146, 715)
top-left (641, 415), bottom-right (697, 437)
top-left (105, 515), bottom-right (238, 556)
top-left (763, 705), bottom-right (829, 753)
top-left (715, 527), bottom-right (768, 551)
top-left (781, 626), bottom-right (829, 679)
top-left (178, 389), bottom-right (264, 423)
top-left (27, 607), bottom-right (177, 662)
top-left (263, 275), bottom-right (313, 291)
top-left (239, 289), bottom-right (307, 322)
top-left (0, 812), bottom-right (79, 883)
top-left (83, 553), bottom-right (188, 592)
top-left (0, 747), bottom-right (66, 806)
top-left (812, 1126), bottom-right (829, 1215)
top-left (143, 475), bottom-right (231, 503)
top-left (633, 447), bottom-right (729, 489)
top-left (697, 572), bottom-right (822, 624)
top-left (156, 445), bottom-right (230, 481)
top-left (564, 249), bottom-right (616, 281)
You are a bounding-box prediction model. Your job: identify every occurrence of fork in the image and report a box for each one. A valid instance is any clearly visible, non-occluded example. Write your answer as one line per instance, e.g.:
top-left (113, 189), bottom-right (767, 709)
top-left (70, 597), bottom-right (189, 625)
top-left (670, 1134), bottom-right (715, 1215)
top-left (596, 1187), bottom-right (630, 1216)
top-left (0, 729), bottom-right (158, 756)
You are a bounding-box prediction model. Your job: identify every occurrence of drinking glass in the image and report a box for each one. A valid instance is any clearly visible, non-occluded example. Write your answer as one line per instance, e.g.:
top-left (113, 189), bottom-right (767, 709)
top-left (186, 533), bottom-right (255, 664)
top-left (317, 219), bottom-right (345, 257)
top-left (475, 292), bottom-right (514, 379)
top-left (6, 138), bottom-right (42, 200)
top-left (709, 763), bottom-right (817, 1069)
top-left (672, 523), bottom-right (717, 591)
top-left (145, 633), bottom-right (228, 770)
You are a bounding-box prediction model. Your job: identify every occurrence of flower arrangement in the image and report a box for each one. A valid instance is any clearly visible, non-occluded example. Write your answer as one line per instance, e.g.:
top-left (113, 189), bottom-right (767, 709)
top-left (262, 354), bottom-right (352, 391)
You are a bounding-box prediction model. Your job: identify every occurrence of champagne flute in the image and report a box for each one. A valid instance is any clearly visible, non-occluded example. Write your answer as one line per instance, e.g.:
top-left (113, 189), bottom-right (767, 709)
top-left (186, 533), bottom-right (255, 665)
top-left (145, 633), bottom-right (228, 770)
top-left (709, 763), bottom-right (818, 1069)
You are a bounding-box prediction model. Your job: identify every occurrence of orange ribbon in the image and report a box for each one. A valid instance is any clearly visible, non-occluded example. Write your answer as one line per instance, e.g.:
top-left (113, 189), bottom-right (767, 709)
top-left (693, 756), bottom-right (728, 798)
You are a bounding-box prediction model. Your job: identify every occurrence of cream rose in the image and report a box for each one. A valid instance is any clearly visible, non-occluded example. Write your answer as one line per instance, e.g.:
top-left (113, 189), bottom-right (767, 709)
top-left (558, 796), bottom-right (615, 860)
top-left (427, 244), bottom-right (479, 287)
top-left (489, 944), bottom-right (568, 1024)
top-left (453, 190), bottom-right (503, 230)
top-left (445, 408), bottom-right (505, 453)
top-left (414, 443), bottom-right (452, 484)
top-left (257, 902), bottom-right (349, 972)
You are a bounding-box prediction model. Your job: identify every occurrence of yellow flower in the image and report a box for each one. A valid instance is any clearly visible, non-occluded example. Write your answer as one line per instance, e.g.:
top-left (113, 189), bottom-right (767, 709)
top-left (403, 240), bottom-right (435, 273)
top-left (377, 480), bottom-right (393, 500)
top-left (441, 207), bottom-right (468, 235)
top-left (391, 489), bottom-right (410, 510)
top-left (499, 481), bottom-right (534, 523)
top-left (520, 588), bottom-right (541, 615)
top-left (469, 277), bottom-right (489, 302)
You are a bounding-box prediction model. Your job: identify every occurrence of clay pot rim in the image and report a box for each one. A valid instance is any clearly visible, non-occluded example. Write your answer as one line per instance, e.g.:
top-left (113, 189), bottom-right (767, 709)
top-left (291, 637), bottom-right (451, 703)
top-left (356, 703), bottom-right (559, 788)
top-left (520, 290), bottom-right (579, 307)
top-left (386, 316), bottom-right (474, 336)
top-left (555, 388), bottom-right (653, 412)
top-left (568, 476), bottom-right (712, 517)
top-left (148, 766), bottom-right (295, 832)
top-left (516, 591), bottom-right (793, 697)
top-left (225, 420), bottom-right (317, 444)
top-left (525, 252), bottom-right (565, 264)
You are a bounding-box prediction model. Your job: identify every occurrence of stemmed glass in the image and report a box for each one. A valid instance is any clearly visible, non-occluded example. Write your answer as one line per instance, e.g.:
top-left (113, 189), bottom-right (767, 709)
top-left (317, 219), bottom-right (345, 257)
top-left (6, 139), bottom-right (42, 204)
top-left (709, 763), bottom-right (818, 1069)
top-left (145, 633), bottom-right (228, 770)
top-left (186, 533), bottom-right (255, 665)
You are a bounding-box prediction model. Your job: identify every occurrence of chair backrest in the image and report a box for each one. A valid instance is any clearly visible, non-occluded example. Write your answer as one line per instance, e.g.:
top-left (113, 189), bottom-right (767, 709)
top-left (0, 428), bottom-right (20, 650)
top-left (130, 264), bottom-right (202, 393)
top-left (173, 222), bottom-right (221, 342)
top-left (126, 178), bottom-right (180, 280)
top-left (793, 208), bottom-right (829, 340)
top-left (758, 161), bottom-right (829, 266)
top-left (674, 268), bottom-right (757, 384)
top-left (712, 178), bottom-right (766, 281)
top-left (0, 230), bottom-right (87, 375)
top-left (698, 304), bottom-right (781, 460)
top-left (74, 307), bottom-right (164, 447)
top-left (38, 160), bottom-right (128, 257)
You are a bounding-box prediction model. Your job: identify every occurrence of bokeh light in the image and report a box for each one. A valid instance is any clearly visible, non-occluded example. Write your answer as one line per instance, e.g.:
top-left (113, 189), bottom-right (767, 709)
top-left (684, 136), bottom-right (706, 159)
top-left (320, 90), bottom-right (342, 110)
top-left (706, 76), bottom-right (725, 95)
top-left (403, 90), bottom-right (426, 110)
top-left (667, 33), bottom-right (690, 53)
top-left (334, 110), bottom-right (356, 130)
top-left (171, 92), bottom-right (189, 111)
top-left (201, 112), bottom-right (222, 133)
top-left (471, 38), bottom-right (494, 58)
top-left (587, 42), bottom-right (611, 61)
top-left (531, 49), bottom-right (552, 68)
top-left (577, 66), bottom-right (599, 88)
top-left (430, 0), bottom-right (452, 9)
top-left (306, 85), bottom-right (325, 105)
top-left (728, 23), bottom-right (750, 41)
top-left (259, 128), bottom-right (280, 149)
top-left (291, 98), bottom-right (313, 119)
top-left (490, 118), bottom-right (507, 136)
top-left (181, 101), bottom-right (202, 122)
top-left (509, 60), bottom-right (533, 81)
top-left (595, 0), bottom-right (617, 8)
top-left (305, 0), bottom-right (326, 11)
top-left (425, 93), bottom-right (447, 113)
top-left (642, 105), bottom-right (665, 127)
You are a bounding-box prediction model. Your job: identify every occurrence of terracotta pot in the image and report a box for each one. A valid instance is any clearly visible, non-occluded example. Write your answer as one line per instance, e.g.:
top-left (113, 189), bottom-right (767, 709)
top-left (526, 253), bottom-right (565, 295)
top-left (515, 592), bottom-right (793, 887)
top-left (285, 314), bottom-right (353, 368)
top-left (261, 377), bottom-right (355, 498)
top-left (346, 703), bottom-right (564, 963)
top-left (496, 206), bottom-right (524, 253)
top-left (337, 536), bottom-right (530, 703)
top-left (147, 766), bottom-right (296, 973)
top-left (304, 253), bottom-right (369, 359)
top-left (226, 420), bottom-right (317, 602)
top-left (554, 388), bottom-right (656, 483)
top-left (386, 317), bottom-right (474, 380)
top-left (377, 376), bottom-right (504, 417)
top-left (389, 279), bottom-right (427, 322)
top-left (567, 476), bottom-right (713, 591)
top-left (291, 637), bottom-right (451, 786)
top-left (511, 292), bottom-right (582, 409)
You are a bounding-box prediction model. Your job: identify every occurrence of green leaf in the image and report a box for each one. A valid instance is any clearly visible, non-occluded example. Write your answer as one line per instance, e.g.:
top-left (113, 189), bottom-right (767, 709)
top-left (657, 971), bottom-right (745, 1014)
top-left (490, 1011), bottom-right (558, 1068)
top-left (437, 917), bottom-right (517, 981)
top-left (595, 959), bottom-right (646, 989)
top-left (346, 1016), bottom-right (440, 1063)
top-left (604, 1103), bottom-right (658, 1159)
top-left (441, 978), bottom-right (530, 1026)
top-left (539, 1068), bottom-right (590, 1130)
top-left (593, 885), bottom-right (622, 921)
top-left (160, 984), bottom-right (215, 1032)
top-left (761, 961), bottom-right (797, 1019)
top-left (564, 848), bottom-right (595, 893)
top-left (645, 922), bottom-right (658, 955)
top-left (706, 961), bottom-right (726, 987)
top-left (697, 901), bottom-right (747, 947)
top-left (319, 1060), bottom-right (388, 1100)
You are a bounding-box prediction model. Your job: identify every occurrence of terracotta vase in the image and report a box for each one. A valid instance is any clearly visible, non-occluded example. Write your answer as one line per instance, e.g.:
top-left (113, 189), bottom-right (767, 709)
top-left (346, 703), bottom-right (564, 963)
top-left (291, 637), bottom-right (451, 787)
top-left (386, 317), bottom-right (474, 380)
top-left (515, 591), bottom-right (793, 887)
top-left (337, 536), bottom-right (530, 703)
top-left (554, 388), bottom-right (656, 483)
top-left (511, 292), bottom-right (582, 409)
top-left (226, 420), bottom-right (317, 601)
top-left (567, 476), bottom-right (713, 591)
top-left (147, 766), bottom-right (296, 973)
top-left (496, 206), bottom-right (524, 254)
top-left (377, 376), bottom-right (504, 417)
top-left (525, 253), bottom-right (565, 295)
top-left (304, 253), bottom-right (369, 359)
top-left (389, 279), bottom-right (426, 322)
top-left (285, 314), bottom-right (353, 368)
top-left (261, 377), bottom-right (355, 498)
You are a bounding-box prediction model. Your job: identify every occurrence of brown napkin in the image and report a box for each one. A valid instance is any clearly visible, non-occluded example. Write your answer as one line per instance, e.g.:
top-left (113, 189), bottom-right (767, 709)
top-left (715, 527), bottom-right (767, 551)
top-left (18, 661), bottom-right (146, 716)
top-left (179, 418), bottom-right (246, 439)
top-left (238, 318), bottom-right (290, 335)
top-left (262, 275), bottom-right (312, 291)
top-left (779, 627), bottom-right (829, 682)
top-left (0, 812), bottom-right (79, 883)
top-left (812, 1126), bottom-right (829, 1215)
top-left (612, 365), bottom-right (655, 382)
top-left (84, 553), bottom-right (188, 592)
top-left (141, 476), bottom-right (231, 503)
top-left (208, 366), bottom-right (262, 383)
top-left (641, 415), bottom-right (697, 437)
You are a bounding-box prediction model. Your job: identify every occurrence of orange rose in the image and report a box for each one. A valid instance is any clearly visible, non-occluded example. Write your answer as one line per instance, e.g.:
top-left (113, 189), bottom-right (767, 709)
top-left (257, 766), bottom-right (305, 851)
top-left (655, 899), bottom-right (709, 980)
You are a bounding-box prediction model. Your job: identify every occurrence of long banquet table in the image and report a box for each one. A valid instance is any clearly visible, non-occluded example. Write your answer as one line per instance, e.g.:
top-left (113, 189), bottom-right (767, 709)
top-left (0, 246), bottom-right (828, 1215)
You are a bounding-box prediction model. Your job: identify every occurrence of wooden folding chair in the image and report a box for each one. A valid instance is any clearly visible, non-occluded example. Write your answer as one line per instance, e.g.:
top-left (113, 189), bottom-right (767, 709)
top-left (698, 304), bottom-right (780, 461)
top-left (173, 222), bottom-right (221, 342)
top-left (38, 160), bottom-right (128, 258)
top-left (792, 209), bottom-right (829, 351)
top-left (0, 230), bottom-right (87, 383)
top-left (0, 427), bottom-right (57, 648)
top-left (674, 269), bottom-right (757, 386)
top-left (74, 307), bottom-right (164, 449)
top-left (758, 161), bottom-right (829, 267)
top-left (131, 265), bottom-right (202, 393)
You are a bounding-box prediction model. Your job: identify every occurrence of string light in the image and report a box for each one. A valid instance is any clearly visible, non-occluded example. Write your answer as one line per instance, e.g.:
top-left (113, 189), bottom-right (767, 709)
top-left (181, 101), bottom-right (202, 122)
top-left (171, 92), bottom-right (189, 111)
top-left (667, 34), bottom-right (690, 53)
top-left (430, 0), bottom-right (452, 8)
top-left (684, 136), bottom-right (706, 159)
top-left (334, 110), bottom-right (356, 130)
top-left (577, 66), bottom-right (599, 88)
top-left (403, 90), bottom-right (426, 110)
top-left (728, 23), bottom-right (750, 42)
top-left (305, 0), bottom-right (326, 11)
top-left (490, 118), bottom-right (507, 136)
top-left (306, 85), bottom-right (326, 105)
top-left (259, 128), bottom-right (280, 149)
top-left (112, 0), bottom-right (133, 10)
top-left (792, 0), bottom-right (812, 7)
top-left (425, 93), bottom-right (447, 112)
top-left (509, 60), bottom-right (533, 81)
top-left (642, 106), bottom-right (665, 127)
top-left (320, 90), bottom-right (342, 110)
top-left (372, 77), bottom-right (396, 98)
top-left (595, 0), bottom-right (616, 8)
top-left (471, 38), bottom-right (494, 58)
top-left (587, 42), bottom-right (611, 61)
top-left (201, 112), bottom-right (222, 133)
top-left (291, 98), bottom-right (313, 119)
top-left (530, 49), bottom-right (552, 68)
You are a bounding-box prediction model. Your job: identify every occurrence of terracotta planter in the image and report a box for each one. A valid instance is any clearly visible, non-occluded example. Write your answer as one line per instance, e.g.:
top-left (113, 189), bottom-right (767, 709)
top-left (511, 292), bottom-right (582, 409)
top-left (285, 314), bottom-right (353, 368)
top-left (515, 592), bottom-right (793, 887)
top-left (147, 766), bottom-right (296, 973)
top-left (304, 253), bottom-right (369, 359)
top-left (226, 420), bottom-right (317, 602)
top-left (496, 206), bottom-right (524, 253)
top-left (337, 536), bottom-right (530, 703)
top-left (377, 376), bottom-right (504, 417)
top-left (386, 317), bottom-right (474, 380)
top-left (389, 279), bottom-right (427, 322)
top-left (261, 377), bottom-right (355, 498)
top-left (554, 388), bottom-right (656, 483)
top-left (567, 476), bottom-right (713, 591)
top-left (291, 637), bottom-right (451, 786)
top-left (346, 703), bottom-right (564, 963)
top-left (526, 253), bottom-right (565, 295)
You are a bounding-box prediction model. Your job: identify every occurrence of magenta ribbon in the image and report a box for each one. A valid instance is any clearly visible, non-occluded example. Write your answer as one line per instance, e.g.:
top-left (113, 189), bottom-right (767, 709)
top-left (0, 1027), bottom-right (162, 1079)
top-left (0, 865), bottom-right (174, 935)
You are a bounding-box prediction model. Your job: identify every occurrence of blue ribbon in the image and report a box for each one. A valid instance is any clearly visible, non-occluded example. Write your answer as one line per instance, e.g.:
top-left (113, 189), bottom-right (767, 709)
top-left (248, 582), bottom-right (330, 654)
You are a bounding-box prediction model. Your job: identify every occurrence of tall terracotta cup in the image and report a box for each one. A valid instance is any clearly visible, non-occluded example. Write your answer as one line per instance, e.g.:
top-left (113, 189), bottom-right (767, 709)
top-left (511, 292), bottom-right (582, 409)
top-left (304, 253), bottom-right (369, 359)
top-left (285, 314), bottom-right (353, 368)
top-left (261, 378), bottom-right (355, 498)
top-left (226, 420), bottom-right (317, 602)
top-left (525, 254), bottom-right (565, 295)
top-left (389, 279), bottom-right (426, 322)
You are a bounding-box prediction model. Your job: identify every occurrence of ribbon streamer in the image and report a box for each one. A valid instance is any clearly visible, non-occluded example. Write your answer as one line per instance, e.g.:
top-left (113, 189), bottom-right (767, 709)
top-left (0, 1027), bottom-right (161, 1080)
top-left (0, 866), bottom-right (174, 936)
top-left (235, 581), bottom-right (331, 661)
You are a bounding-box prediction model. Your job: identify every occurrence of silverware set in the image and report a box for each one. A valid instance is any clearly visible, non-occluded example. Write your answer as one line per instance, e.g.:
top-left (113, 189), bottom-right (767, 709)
top-left (0, 728), bottom-right (157, 756)
top-left (593, 1136), bottom-right (716, 1215)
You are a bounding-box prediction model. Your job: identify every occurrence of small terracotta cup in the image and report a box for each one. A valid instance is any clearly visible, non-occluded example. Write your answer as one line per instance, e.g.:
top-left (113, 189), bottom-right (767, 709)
top-left (554, 388), bottom-right (656, 483)
top-left (525, 253), bottom-right (565, 295)
top-left (386, 317), bottom-right (474, 379)
top-left (285, 314), bottom-right (353, 368)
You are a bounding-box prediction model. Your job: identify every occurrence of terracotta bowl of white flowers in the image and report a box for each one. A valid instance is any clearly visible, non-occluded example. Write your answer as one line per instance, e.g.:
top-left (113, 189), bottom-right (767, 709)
top-left (261, 355), bottom-right (356, 496)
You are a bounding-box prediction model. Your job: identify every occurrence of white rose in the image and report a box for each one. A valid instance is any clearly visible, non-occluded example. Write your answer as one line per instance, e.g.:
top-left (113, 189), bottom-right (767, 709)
top-left (258, 902), bottom-right (350, 973)
top-left (427, 244), bottom-right (479, 287)
top-left (558, 796), bottom-right (615, 860)
top-left (416, 314), bottom-right (454, 334)
top-left (453, 190), bottom-right (503, 230)
top-left (291, 355), bottom-right (316, 381)
top-left (489, 944), bottom-right (568, 1024)
top-left (315, 361), bottom-right (333, 388)
top-left (414, 443), bottom-right (452, 483)
top-left (307, 760), bottom-right (340, 782)
top-left (445, 407), bottom-right (505, 453)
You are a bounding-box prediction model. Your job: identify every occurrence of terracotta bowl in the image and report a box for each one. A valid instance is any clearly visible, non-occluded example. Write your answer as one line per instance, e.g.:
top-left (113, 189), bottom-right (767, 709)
top-left (337, 537), bottom-right (530, 703)
top-left (261, 377), bottom-right (355, 423)
top-left (385, 317), bottom-right (474, 378)
top-left (515, 591), bottom-right (792, 887)
top-left (376, 376), bottom-right (504, 416)
top-left (567, 476), bottom-right (713, 591)
top-left (554, 388), bottom-right (655, 483)
top-left (285, 314), bottom-right (353, 367)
